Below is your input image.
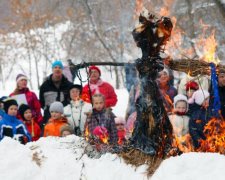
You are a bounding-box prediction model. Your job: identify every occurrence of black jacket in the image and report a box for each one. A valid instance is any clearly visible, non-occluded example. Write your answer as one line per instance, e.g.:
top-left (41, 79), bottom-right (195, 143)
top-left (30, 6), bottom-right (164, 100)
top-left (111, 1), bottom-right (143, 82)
top-left (39, 74), bottom-right (73, 122)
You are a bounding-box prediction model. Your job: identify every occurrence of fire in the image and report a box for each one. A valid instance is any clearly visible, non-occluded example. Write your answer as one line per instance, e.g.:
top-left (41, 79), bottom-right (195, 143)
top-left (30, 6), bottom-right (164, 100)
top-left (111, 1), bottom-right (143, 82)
top-left (195, 20), bottom-right (220, 64)
top-left (99, 134), bottom-right (109, 144)
top-left (162, 93), bottom-right (173, 113)
top-left (172, 134), bottom-right (193, 153)
top-left (135, 0), bottom-right (143, 18)
top-left (84, 126), bottom-right (90, 141)
top-left (198, 117), bottom-right (225, 153)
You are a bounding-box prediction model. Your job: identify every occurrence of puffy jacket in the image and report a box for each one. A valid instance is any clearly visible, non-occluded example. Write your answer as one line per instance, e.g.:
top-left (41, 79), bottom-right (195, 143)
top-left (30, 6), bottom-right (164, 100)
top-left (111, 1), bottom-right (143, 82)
top-left (169, 114), bottom-right (190, 137)
top-left (10, 88), bottom-right (43, 125)
top-left (0, 110), bottom-right (31, 142)
top-left (64, 100), bottom-right (92, 132)
top-left (24, 119), bottom-right (41, 141)
top-left (43, 117), bottom-right (68, 137)
top-left (39, 74), bottom-right (73, 122)
top-left (82, 80), bottom-right (117, 108)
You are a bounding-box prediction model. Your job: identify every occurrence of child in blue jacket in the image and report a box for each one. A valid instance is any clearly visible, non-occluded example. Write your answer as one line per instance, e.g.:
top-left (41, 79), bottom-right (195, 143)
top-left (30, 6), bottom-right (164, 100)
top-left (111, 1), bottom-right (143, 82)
top-left (0, 98), bottom-right (31, 144)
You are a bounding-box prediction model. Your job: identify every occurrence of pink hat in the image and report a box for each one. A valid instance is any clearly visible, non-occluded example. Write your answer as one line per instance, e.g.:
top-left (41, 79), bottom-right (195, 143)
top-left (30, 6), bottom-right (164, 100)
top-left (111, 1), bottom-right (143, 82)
top-left (188, 90), bottom-right (210, 105)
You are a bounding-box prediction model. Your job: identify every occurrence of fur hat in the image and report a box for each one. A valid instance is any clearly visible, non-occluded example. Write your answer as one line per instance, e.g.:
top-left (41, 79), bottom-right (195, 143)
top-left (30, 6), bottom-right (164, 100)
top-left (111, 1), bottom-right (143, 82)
top-left (185, 81), bottom-right (199, 91)
top-left (3, 98), bottom-right (18, 113)
top-left (89, 66), bottom-right (101, 76)
top-left (52, 60), bottom-right (64, 69)
top-left (69, 84), bottom-right (83, 93)
top-left (188, 90), bottom-right (210, 105)
top-left (18, 104), bottom-right (31, 120)
top-left (114, 117), bottom-right (126, 125)
top-left (16, 74), bottom-right (28, 83)
top-left (60, 125), bottom-right (74, 136)
top-left (173, 94), bottom-right (188, 111)
top-left (49, 101), bottom-right (64, 114)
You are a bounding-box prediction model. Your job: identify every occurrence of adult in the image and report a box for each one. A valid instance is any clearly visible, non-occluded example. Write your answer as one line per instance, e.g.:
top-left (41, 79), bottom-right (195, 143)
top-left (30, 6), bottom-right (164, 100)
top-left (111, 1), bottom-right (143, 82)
top-left (10, 74), bottom-right (43, 125)
top-left (39, 60), bottom-right (73, 125)
top-left (82, 66), bottom-right (117, 108)
top-left (64, 84), bottom-right (92, 136)
top-left (157, 68), bottom-right (177, 113)
top-left (217, 68), bottom-right (225, 119)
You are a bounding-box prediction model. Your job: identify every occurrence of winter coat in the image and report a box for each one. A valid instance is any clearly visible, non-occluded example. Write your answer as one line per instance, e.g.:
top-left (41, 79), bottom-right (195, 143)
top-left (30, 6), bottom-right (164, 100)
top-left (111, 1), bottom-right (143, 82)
top-left (169, 114), bottom-right (190, 137)
top-left (43, 117), bottom-right (68, 137)
top-left (82, 79), bottom-right (117, 108)
top-left (87, 109), bottom-right (118, 144)
top-left (218, 86), bottom-right (225, 119)
top-left (64, 100), bottom-right (92, 132)
top-left (24, 119), bottom-right (41, 141)
top-left (189, 103), bottom-right (213, 148)
top-left (10, 88), bottom-right (43, 125)
top-left (0, 110), bottom-right (31, 142)
top-left (39, 74), bottom-right (73, 123)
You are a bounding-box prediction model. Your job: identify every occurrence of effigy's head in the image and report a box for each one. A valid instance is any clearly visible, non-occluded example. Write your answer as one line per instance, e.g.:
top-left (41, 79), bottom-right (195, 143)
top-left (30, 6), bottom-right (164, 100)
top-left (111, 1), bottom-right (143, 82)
top-left (132, 9), bottom-right (173, 56)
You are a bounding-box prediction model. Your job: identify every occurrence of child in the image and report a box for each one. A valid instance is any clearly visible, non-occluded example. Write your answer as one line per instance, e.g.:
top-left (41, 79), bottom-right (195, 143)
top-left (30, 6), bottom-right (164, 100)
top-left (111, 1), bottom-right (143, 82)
top-left (188, 90), bottom-right (212, 148)
top-left (0, 98), bottom-right (31, 144)
top-left (18, 104), bottom-right (41, 141)
top-left (185, 81), bottom-right (199, 99)
top-left (114, 117), bottom-right (126, 145)
top-left (44, 101), bottom-right (68, 137)
top-left (86, 94), bottom-right (118, 144)
top-left (169, 94), bottom-right (192, 152)
top-left (60, 125), bottom-right (74, 137)
top-left (64, 84), bottom-right (92, 136)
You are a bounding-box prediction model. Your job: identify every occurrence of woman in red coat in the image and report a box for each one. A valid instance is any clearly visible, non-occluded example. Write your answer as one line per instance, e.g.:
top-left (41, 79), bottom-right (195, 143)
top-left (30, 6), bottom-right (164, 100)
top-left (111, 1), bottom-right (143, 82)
top-left (82, 66), bottom-right (117, 108)
top-left (10, 74), bottom-right (43, 125)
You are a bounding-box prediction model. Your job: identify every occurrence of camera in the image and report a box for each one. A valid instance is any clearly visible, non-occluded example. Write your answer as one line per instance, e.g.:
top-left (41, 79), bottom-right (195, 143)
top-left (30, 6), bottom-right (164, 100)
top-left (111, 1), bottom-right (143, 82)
top-left (74, 126), bottom-right (81, 136)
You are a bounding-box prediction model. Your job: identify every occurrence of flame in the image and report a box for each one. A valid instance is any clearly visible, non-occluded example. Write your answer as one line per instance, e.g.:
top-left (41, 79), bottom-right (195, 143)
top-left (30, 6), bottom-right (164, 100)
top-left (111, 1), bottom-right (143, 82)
top-left (172, 134), bottom-right (193, 153)
top-left (84, 126), bottom-right (90, 141)
top-left (135, 0), bottom-right (143, 18)
top-left (198, 117), bottom-right (225, 153)
top-left (99, 134), bottom-right (109, 144)
top-left (195, 20), bottom-right (220, 64)
top-left (162, 93), bottom-right (173, 113)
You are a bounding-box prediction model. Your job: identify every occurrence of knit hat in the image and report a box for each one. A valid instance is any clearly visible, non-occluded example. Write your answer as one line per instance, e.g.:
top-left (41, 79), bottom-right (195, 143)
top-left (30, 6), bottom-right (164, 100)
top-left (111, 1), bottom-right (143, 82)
top-left (173, 94), bottom-right (188, 110)
top-left (16, 74), bottom-right (28, 83)
top-left (18, 104), bottom-right (31, 120)
top-left (185, 81), bottom-right (199, 91)
top-left (89, 66), bottom-right (101, 76)
top-left (188, 90), bottom-right (210, 105)
top-left (49, 101), bottom-right (64, 114)
top-left (3, 99), bottom-right (18, 113)
top-left (114, 117), bottom-right (126, 125)
top-left (69, 84), bottom-right (83, 93)
top-left (52, 60), bottom-right (64, 69)
top-left (161, 68), bottom-right (169, 75)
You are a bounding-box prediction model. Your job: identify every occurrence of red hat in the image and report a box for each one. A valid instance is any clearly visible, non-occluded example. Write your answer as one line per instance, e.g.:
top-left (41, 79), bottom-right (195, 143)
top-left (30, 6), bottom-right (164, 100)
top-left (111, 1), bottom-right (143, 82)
top-left (89, 66), bottom-right (101, 76)
top-left (185, 81), bottom-right (199, 91)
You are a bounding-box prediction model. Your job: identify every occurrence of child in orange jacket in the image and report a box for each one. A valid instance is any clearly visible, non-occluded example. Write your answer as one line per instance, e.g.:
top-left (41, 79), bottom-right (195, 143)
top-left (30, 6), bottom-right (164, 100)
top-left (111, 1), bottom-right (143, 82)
top-left (18, 104), bottom-right (41, 141)
top-left (44, 102), bottom-right (68, 137)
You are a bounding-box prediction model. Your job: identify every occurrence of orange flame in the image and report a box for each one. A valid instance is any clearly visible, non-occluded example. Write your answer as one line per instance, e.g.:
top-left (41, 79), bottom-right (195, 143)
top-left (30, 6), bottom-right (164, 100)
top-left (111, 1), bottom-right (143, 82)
top-left (198, 117), bottom-right (225, 153)
top-left (172, 134), bottom-right (193, 153)
top-left (195, 20), bottom-right (219, 64)
top-left (84, 126), bottom-right (90, 141)
top-left (135, 0), bottom-right (143, 18)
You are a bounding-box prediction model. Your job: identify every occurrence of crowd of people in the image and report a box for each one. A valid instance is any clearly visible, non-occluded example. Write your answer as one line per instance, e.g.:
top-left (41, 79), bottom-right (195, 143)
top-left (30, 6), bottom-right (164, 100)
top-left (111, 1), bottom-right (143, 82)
top-left (0, 60), bottom-right (225, 152)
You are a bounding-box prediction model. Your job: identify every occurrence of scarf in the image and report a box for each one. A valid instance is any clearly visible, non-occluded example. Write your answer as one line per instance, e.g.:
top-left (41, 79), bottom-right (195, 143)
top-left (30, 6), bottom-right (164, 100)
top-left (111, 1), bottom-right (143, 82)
top-left (90, 79), bottom-right (103, 94)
